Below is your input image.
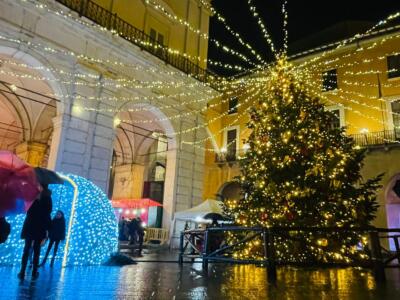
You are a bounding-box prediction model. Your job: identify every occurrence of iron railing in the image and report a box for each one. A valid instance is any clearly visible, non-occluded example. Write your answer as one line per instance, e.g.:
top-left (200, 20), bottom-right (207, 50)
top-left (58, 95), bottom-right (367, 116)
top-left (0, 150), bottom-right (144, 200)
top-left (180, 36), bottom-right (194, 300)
top-left (215, 149), bottom-right (247, 164)
top-left (54, 0), bottom-right (217, 86)
top-left (350, 130), bottom-right (400, 147)
top-left (179, 226), bottom-right (400, 283)
top-left (214, 131), bottom-right (400, 166)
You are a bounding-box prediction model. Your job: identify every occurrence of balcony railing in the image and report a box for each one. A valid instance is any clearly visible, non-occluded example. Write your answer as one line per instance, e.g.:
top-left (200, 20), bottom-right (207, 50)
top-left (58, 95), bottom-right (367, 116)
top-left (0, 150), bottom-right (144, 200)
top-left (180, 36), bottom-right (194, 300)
top-left (215, 131), bottom-right (400, 166)
top-left (215, 149), bottom-right (247, 164)
top-left (350, 130), bottom-right (400, 147)
top-left (55, 0), bottom-right (217, 86)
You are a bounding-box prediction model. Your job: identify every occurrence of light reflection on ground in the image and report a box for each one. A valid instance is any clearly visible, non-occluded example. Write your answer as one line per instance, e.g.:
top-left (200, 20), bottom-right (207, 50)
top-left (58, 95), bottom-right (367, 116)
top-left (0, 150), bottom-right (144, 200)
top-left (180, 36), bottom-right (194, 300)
top-left (0, 263), bottom-right (399, 299)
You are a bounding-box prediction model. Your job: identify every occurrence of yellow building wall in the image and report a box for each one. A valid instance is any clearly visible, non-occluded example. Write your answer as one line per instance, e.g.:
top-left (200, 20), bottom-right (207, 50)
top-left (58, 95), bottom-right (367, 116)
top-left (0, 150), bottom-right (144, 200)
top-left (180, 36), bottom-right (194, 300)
top-left (204, 31), bottom-right (400, 228)
top-left (91, 0), bottom-right (210, 68)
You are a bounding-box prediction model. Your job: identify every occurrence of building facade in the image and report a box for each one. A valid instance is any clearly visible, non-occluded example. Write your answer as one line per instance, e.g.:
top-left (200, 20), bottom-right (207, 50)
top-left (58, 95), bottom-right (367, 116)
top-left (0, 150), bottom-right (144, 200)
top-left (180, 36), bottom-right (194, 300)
top-left (0, 0), bottom-right (217, 231)
top-left (203, 23), bottom-right (400, 230)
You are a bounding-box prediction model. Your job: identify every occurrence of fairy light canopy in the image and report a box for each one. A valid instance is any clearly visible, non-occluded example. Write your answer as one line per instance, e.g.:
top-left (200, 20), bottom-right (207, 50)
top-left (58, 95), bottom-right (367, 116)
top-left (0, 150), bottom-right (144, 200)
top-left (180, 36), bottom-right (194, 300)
top-left (0, 174), bottom-right (118, 267)
top-left (0, 0), bottom-right (400, 150)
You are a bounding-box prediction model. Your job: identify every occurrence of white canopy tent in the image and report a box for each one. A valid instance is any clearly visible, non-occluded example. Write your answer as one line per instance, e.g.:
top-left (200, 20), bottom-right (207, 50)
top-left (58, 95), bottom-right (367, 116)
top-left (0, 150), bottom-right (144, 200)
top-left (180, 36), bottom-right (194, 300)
top-left (169, 199), bottom-right (224, 248)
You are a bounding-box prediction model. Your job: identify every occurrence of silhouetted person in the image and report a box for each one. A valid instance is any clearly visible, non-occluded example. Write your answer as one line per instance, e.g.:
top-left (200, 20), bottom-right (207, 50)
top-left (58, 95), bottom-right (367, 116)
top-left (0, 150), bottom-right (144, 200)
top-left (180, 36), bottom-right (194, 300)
top-left (18, 185), bottom-right (52, 280)
top-left (40, 210), bottom-right (65, 267)
top-left (128, 216), bottom-right (144, 256)
top-left (0, 217), bottom-right (10, 244)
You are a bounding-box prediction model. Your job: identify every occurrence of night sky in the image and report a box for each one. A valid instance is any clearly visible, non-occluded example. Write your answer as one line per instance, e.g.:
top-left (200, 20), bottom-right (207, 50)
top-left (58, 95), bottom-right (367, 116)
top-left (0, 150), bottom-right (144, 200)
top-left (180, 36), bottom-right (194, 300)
top-left (208, 0), bottom-right (400, 75)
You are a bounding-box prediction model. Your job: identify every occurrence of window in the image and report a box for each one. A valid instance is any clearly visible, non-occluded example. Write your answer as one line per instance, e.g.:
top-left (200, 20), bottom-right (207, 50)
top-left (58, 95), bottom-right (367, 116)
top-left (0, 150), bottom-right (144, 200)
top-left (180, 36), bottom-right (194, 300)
top-left (322, 69), bottom-right (338, 91)
top-left (149, 28), bottom-right (157, 42)
top-left (157, 33), bottom-right (164, 47)
top-left (149, 28), bottom-right (165, 47)
top-left (387, 54), bottom-right (400, 79)
top-left (226, 129), bottom-right (237, 161)
top-left (391, 100), bottom-right (400, 132)
top-left (329, 109), bottom-right (341, 129)
top-left (228, 97), bottom-right (238, 114)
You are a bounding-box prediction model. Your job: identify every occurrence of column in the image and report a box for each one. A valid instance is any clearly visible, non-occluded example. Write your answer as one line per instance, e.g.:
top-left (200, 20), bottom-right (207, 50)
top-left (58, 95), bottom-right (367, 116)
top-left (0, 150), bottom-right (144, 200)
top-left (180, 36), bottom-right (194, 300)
top-left (15, 141), bottom-right (47, 167)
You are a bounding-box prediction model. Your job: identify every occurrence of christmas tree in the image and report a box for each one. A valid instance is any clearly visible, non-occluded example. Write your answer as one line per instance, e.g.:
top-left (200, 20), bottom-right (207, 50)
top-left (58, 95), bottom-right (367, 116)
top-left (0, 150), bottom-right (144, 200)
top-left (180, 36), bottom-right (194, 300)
top-left (224, 58), bottom-right (382, 263)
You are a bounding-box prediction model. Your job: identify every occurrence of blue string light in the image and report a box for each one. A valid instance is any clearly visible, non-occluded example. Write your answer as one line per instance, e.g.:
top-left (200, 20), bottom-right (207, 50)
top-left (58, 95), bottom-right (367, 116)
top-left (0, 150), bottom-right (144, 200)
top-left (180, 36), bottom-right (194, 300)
top-left (0, 174), bottom-right (118, 266)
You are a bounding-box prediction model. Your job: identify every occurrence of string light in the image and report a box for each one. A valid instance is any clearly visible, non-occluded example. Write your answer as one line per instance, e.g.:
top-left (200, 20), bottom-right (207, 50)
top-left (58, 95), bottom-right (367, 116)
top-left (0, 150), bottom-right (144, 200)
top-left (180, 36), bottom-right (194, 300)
top-left (199, 0), bottom-right (267, 65)
top-left (247, 0), bottom-right (277, 55)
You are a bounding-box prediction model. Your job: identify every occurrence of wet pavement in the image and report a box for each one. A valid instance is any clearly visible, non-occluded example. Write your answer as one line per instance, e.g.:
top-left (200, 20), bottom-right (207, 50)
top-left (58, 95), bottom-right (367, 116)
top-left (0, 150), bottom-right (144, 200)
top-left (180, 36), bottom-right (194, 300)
top-left (0, 253), bottom-right (400, 299)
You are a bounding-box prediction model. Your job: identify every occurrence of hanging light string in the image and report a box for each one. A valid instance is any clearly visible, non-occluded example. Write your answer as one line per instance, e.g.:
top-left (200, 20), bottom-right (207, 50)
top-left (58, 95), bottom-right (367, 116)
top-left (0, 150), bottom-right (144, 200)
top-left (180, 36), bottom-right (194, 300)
top-left (210, 40), bottom-right (261, 68)
top-left (0, 34), bottom-right (225, 92)
top-left (282, 0), bottom-right (289, 53)
top-left (181, 84), bottom-right (265, 145)
top-left (297, 31), bottom-right (400, 74)
top-left (296, 12), bottom-right (400, 69)
top-left (3, 0), bottom-right (400, 148)
top-left (0, 68), bottom-right (208, 91)
top-left (27, 0), bottom-right (255, 71)
top-left (247, 0), bottom-right (277, 56)
top-left (207, 59), bottom-right (251, 72)
top-left (90, 82), bottom-right (252, 115)
top-left (141, 0), bottom-right (261, 68)
top-left (198, 0), bottom-right (268, 65)
top-left (120, 82), bottom-right (260, 126)
top-left (0, 4), bottom-right (240, 83)
top-left (0, 32), bottom-right (260, 90)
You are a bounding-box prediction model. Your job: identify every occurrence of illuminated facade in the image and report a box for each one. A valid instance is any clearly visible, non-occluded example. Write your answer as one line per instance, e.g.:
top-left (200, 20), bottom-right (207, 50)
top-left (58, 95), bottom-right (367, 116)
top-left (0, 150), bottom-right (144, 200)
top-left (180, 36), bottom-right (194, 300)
top-left (204, 23), bottom-right (400, 229)
top-left (0, 0), bottom-right (216, 231)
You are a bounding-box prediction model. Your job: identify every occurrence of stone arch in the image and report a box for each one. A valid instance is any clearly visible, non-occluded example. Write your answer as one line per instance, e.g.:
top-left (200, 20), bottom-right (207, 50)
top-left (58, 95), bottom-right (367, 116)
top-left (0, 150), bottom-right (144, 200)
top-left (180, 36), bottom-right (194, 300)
top-left (0, 46), bottom-right (66, 167)
top-left (110, 101), bottom-right (178, 228)
top-left (217, 181), bottom-right (242, 201)
top-left (384, 173), bottom-right (400, 249)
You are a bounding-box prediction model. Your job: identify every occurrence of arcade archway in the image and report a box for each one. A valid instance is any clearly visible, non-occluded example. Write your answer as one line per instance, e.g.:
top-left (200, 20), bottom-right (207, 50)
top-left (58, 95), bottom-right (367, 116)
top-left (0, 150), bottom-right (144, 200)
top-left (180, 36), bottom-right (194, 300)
top-left (110, 103), bottom-right (176, 228)
top-left (0, 49), bottom-right (59, 167)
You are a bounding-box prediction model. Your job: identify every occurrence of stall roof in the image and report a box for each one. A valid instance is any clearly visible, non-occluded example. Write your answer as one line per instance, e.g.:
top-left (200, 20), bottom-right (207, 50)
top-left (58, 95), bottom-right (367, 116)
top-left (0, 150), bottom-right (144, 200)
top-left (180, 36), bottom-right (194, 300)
top-left (174, 199), bottom-right (224, 221)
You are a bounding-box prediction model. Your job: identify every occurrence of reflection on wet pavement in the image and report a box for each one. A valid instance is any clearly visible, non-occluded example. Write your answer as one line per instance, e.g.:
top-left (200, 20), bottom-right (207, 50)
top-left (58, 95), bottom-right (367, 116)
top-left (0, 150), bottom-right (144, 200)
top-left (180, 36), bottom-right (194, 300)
top-left (0, 262), bottom-right (399, 299)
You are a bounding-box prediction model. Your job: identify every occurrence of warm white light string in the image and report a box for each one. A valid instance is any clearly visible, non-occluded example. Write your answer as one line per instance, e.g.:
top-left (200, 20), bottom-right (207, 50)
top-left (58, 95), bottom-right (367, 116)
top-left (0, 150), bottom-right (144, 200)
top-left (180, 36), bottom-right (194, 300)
top-left (247, 0), bottom-right (277, 56)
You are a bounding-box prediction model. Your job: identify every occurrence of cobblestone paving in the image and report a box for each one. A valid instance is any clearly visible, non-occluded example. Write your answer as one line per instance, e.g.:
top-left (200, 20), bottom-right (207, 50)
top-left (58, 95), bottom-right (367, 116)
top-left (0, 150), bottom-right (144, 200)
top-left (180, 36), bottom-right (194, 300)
top-left (0, 259), bottom-right (399, 299)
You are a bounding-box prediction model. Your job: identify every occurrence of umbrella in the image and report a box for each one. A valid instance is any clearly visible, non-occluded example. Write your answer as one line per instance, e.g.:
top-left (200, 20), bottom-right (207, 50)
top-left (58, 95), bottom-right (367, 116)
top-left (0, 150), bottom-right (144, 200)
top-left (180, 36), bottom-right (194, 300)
top-left (203, 212), bottom-right (228, 221)
top-left (0, 151), bottom-right (40, 216)
top-left (393, 180), bottom-right (400, 198)
top-left (34, 167), bottom-right (64, 186)
top-left (112, 198), bottom-right (162, 209)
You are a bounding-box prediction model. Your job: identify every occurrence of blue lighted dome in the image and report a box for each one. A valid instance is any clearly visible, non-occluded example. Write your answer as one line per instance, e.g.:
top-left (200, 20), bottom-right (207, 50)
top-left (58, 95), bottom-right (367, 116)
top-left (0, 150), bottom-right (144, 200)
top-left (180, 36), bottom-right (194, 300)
top-left (0, 174), bottom-right (118, 266)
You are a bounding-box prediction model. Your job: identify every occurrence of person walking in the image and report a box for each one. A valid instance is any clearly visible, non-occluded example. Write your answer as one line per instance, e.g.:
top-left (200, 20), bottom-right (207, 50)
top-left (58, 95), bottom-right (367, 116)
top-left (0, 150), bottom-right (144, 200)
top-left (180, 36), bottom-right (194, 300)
top-left (18, 185), bottom-right (52, 280)
top-left (39, 210), bottom-right (65, 267)
top-left (128, 216), bottom-right (144, 256)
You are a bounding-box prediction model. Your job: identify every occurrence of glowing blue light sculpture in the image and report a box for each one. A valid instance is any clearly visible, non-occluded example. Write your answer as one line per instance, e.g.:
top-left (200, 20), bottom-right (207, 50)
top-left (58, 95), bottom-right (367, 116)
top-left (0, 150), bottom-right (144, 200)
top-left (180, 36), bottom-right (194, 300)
top-left (0, 174), bottom-right (118, 266)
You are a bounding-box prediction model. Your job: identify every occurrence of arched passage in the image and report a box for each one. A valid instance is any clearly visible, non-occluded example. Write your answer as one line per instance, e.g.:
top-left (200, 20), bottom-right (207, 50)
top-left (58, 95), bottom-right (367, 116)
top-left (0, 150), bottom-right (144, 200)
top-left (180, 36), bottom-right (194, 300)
top-left (385, 173), bottom-right (400, 250)
top-left (110, 102), bottom-right (177, 228)
top-left (0, 47), bottom-right (63, 167)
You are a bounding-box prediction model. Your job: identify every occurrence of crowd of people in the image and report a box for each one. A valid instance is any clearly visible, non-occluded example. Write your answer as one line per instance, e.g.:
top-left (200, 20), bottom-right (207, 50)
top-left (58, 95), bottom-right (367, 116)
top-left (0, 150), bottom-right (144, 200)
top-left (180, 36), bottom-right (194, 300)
top-left (17, 184), bottom-right (65, 280)
top-left (119, 216), bottom-right (145, 256)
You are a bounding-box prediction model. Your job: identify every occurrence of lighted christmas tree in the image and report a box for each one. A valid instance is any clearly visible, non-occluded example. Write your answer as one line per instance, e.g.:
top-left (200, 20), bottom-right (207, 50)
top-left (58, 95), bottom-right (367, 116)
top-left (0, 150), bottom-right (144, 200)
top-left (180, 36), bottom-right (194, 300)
top-left (224, 58), bottom-right (382, 263)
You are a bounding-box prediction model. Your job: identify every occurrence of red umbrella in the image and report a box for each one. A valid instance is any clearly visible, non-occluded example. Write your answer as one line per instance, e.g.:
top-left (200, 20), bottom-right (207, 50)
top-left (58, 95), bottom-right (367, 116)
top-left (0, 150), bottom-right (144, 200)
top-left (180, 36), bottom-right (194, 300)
top-left (0, 151), bottom-right (40, 217)
top-left (112, 198), bottom-right (162, 209)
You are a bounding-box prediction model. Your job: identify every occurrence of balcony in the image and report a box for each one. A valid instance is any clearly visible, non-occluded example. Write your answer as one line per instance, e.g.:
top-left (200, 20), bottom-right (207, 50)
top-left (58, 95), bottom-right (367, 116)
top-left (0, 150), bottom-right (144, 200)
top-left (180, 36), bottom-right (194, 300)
top-left (215, 149), bottom-right (246, 166)
top-left (214, 130), bottom-right (400, 167)
top-left (350, 130), bottom-right (400, 148)
top-left (55, 0), bottom-right (216, 86)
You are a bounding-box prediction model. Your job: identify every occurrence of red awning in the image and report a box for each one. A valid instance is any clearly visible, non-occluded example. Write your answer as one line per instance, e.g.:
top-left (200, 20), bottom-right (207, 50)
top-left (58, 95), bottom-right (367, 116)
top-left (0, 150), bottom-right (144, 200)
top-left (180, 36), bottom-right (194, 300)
top-left (112, 198), bottom-right (162, 208)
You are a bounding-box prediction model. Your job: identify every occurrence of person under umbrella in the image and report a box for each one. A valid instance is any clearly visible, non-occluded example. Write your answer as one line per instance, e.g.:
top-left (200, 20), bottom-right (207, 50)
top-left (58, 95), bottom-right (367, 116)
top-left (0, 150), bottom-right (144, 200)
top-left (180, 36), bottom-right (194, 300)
top-left (40, 210), bottom-right (65, 267)
top-left (18, 184), bottom-right (52, 280)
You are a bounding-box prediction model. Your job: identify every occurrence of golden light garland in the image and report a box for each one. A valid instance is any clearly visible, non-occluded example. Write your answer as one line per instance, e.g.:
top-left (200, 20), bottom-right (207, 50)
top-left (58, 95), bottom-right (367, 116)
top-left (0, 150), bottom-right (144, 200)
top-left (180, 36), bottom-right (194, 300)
top-left (247, 0), bottom-right (277, 55)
